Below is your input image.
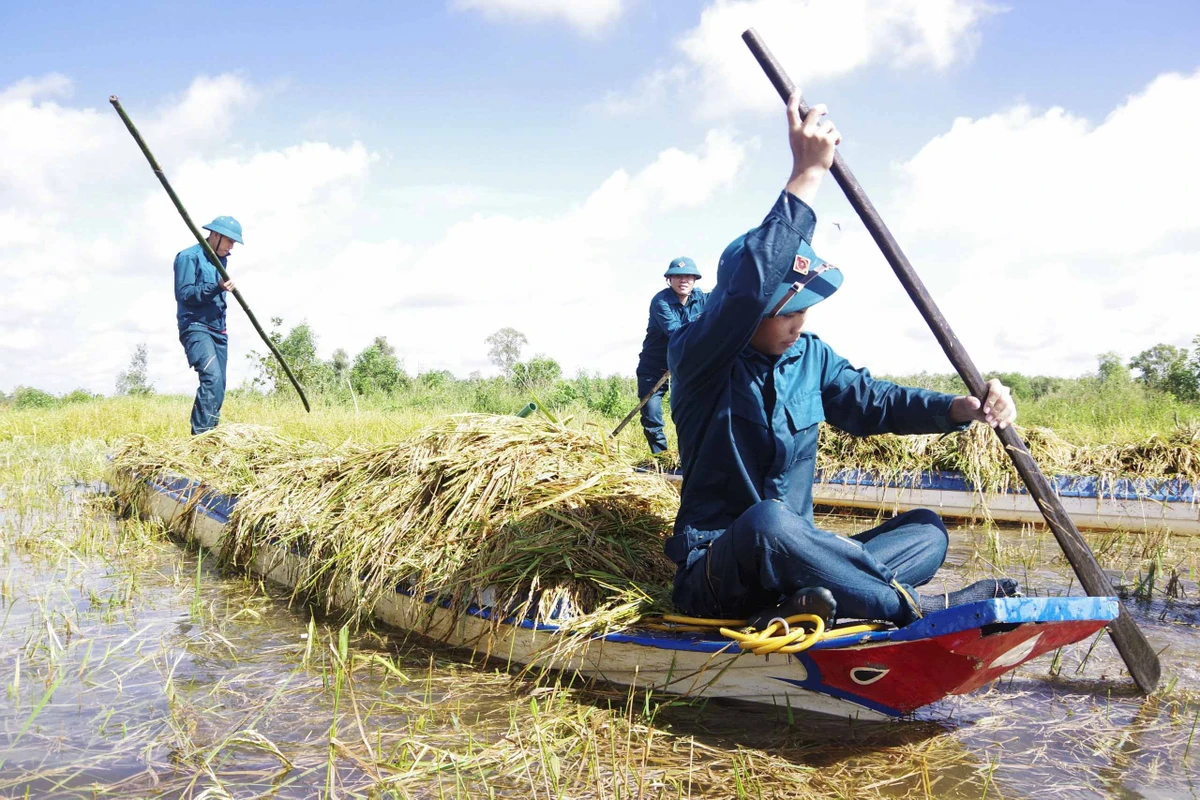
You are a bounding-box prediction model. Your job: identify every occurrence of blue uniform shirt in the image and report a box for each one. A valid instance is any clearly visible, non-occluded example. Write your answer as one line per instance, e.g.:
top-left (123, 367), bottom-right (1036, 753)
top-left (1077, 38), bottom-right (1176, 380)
top-left (636, 287), bottom-right (707, 376)
top-left (664, 191), bottom-right (964, 567)
top-left (174, 243), bottom-right (228, 333)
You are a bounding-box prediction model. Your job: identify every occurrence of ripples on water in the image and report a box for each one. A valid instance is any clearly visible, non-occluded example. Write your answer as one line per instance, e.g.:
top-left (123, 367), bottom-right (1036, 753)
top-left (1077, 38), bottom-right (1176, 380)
top-left (1, 489), bottom-right (1198, 798)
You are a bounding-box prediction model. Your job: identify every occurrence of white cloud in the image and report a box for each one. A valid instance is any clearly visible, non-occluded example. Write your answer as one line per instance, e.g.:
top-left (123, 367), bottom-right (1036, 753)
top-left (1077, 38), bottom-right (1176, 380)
top-left (894, 71), bottom-right (1200, 257)
top-left (0, 74), bottom-right (374, 396)
top-left (143, 73), bottom-right (258, 153)
top-left (0, 71), bottom-right (745, 396)
top-left (0, 73), bottom-right (72, 103)
top-left (451, 0), bottom-right (624, 35)
top-left (0, 75), bottom-right (102, 204)
top-left (590, 66), bottom-right (687, 116)
top-left (17, 62), bottom-right (1196, 403)
top-left (807, 69), bottom-right (1200, 378)
top-left (291, 130), bottom-right (747, 379)
top-left (134, 141), bottom-right (376, 272)
top-left (606, 0), bottom-right (994, 117)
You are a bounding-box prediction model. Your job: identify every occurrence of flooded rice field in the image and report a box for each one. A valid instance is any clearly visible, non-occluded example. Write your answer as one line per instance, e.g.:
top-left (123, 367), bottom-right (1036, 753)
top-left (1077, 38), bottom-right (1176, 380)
top-left (2, 478), bottom-right (1200, 798)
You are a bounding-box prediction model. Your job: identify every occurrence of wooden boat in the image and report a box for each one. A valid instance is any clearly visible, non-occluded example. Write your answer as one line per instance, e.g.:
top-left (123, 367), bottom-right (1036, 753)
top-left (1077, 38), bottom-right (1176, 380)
top-left (656, 469), bottom-right (1200, 535)
top-left (129, 470), bottom-right (1119, 722)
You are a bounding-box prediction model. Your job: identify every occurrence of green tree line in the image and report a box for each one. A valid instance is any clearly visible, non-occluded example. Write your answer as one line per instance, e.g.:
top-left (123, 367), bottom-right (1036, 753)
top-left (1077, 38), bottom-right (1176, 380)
top-left (5, 326), bottom-right (1200, 435)
top-left (238, 319), bottom-right (634, 417)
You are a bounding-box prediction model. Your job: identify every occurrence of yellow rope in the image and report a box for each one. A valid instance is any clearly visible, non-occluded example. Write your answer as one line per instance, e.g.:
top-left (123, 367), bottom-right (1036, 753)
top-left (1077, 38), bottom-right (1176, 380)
top-left (638, 613), bottom-right (890, 655)
top-left (721, 614), bottom-right (826, 654)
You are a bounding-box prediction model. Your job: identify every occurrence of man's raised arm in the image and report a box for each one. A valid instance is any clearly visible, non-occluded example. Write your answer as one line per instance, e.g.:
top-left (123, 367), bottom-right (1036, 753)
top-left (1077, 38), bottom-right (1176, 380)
top-left (669, 95), bottom-right (840, 390)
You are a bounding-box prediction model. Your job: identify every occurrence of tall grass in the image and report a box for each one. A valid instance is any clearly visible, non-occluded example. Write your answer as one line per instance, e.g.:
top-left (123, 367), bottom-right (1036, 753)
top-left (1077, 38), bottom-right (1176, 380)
top-left (9, 367), bottom-right (1199, 451)
top-left (0, 394), bottom-right (657, 481)
top-left (889, 372), bottom-right (1200, 444)
top-left (5, 372), bottom-right (1200, 493)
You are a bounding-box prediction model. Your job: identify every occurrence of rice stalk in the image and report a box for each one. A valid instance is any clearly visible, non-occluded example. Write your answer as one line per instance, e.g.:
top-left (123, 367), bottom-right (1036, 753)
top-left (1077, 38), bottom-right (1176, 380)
top-left (111, 416), bottom-right (679, 654)
top-left (819, 422), bottom-right (1200, 498)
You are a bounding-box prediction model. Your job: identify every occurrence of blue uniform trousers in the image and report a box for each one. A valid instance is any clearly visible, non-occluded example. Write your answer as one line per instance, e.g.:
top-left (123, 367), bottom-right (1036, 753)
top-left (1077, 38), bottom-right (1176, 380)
top-left (180, 328), bottom-right (228, 435)
top-left (637, 371), bottom-right (670, 454)
top-left (672, 501), bottom-right (947, 624)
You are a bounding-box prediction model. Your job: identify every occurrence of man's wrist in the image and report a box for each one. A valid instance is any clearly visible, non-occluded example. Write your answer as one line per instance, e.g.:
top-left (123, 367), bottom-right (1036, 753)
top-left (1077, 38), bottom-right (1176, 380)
top-left (948, 396), bottom-right (970, 424)
top-left (785, 165), bottom-right (827, 205)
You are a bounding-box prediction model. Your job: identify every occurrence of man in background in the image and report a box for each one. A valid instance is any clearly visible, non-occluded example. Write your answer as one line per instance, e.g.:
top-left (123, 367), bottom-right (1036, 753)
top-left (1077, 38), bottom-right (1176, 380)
top-left (635, 257), bottom-right (707, 453)
top-left (174, 216), bottom-right (242, 435)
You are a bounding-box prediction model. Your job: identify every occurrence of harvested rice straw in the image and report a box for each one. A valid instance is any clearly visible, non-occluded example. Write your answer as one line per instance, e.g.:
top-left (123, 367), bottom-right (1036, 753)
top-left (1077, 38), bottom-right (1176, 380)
top-left (819, 422), bottom-right (1200, 500)
top-left (113, 416), bottom-right (680, 647)
top-left (111, 416), bottom-right (1200, 655)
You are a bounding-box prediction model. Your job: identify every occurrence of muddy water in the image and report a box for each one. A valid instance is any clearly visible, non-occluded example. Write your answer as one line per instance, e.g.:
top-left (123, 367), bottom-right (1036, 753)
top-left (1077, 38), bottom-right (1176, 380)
top-left (1, 495), bottom-right (1199, 798)
top-left (820, 511), bottom-right (1200, 798)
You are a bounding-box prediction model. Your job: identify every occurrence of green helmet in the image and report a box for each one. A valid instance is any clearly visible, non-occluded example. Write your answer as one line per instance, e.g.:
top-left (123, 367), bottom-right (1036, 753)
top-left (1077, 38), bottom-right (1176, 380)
top-left (202, 216), bottom-right (243, 244)
top-left (664, 256), bottom-right (700, 278)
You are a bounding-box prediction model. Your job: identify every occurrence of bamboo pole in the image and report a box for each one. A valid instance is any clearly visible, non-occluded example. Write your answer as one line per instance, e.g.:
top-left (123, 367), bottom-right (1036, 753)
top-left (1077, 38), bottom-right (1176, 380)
top-left (740, 29), bottom-right (1160, 693)
top-left (109, 95), bottom-right (311, 412)
top-left (611, 371), bottom-right (669, 437)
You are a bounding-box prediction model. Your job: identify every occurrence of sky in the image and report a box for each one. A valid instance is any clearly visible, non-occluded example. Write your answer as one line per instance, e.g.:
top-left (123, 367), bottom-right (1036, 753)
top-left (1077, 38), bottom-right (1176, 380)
top-left (3, 0), bottom-right (1200, 396)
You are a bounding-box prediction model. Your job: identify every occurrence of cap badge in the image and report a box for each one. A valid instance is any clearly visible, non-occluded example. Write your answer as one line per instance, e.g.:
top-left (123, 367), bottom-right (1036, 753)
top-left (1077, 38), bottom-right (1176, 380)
top-left (793, 254), bottom-right (811, 275)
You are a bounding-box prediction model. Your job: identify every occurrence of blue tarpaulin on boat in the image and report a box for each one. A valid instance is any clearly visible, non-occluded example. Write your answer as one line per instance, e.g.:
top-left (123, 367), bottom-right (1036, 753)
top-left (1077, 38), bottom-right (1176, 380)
top-left (816, 468), bottom-right (1197, 504)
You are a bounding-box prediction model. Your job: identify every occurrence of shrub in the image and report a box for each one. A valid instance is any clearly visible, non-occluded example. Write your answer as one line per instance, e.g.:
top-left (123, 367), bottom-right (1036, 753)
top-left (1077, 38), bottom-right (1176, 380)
top-left (13, 387), bottom-right (57, 409)
top-left (61, 389), bottom-right (101, 404)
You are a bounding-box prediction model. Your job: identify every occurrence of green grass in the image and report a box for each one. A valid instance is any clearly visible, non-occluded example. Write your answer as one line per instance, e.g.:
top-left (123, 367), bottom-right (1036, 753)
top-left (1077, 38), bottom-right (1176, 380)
top-left (9, 368), bottom-right (1199, 452)
top-left (887, 372), bottom-right (1200, 444)
top-left (0, 394), bottom-right (659, 484)
top-left (4, 372), bottom-right (1200, 494)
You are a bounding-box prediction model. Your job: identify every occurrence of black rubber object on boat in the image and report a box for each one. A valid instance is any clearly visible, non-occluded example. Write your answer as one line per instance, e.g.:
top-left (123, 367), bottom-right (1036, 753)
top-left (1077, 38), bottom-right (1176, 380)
top-left (740, 28), bottom-right (1160, 694)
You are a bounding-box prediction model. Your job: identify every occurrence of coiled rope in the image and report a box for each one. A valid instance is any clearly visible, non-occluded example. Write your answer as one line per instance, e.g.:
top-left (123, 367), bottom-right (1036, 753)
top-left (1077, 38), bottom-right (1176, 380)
top-left (639, 614), bottom-right (888, 655)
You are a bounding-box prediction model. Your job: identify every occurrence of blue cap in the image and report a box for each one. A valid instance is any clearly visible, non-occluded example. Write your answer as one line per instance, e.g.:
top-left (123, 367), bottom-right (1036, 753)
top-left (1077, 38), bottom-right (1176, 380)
top-left (202, 215), bottom-right (244, 244)
top-left (718, 237), bottom-right (841, 316)
top-left (664, 256), bottom-right (701, 278)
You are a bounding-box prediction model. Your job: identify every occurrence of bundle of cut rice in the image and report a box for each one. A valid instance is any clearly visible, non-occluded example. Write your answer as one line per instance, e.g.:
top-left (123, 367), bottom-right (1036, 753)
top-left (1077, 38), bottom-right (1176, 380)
top-left (114, 416), bottom-right (680, 640)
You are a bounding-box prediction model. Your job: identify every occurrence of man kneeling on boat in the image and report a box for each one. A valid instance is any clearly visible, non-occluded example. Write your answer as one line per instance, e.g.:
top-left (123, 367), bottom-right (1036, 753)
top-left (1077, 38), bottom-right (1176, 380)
top-left (665, 93), bottom-right (1020, 629)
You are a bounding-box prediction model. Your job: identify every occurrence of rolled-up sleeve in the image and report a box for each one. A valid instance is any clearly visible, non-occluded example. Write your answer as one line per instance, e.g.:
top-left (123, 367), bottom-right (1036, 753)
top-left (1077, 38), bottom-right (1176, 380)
top-left (669, 191), bottom-right (816, 391)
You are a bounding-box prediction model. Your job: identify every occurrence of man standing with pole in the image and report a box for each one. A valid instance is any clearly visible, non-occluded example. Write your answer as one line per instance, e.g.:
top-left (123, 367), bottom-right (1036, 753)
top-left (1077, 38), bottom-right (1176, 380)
top-left (174, 216), bottom-right (242, 434)
top-left (110, 95), bottom-right (311, 418)
top-left (632, 257), bottom-right (707, 453)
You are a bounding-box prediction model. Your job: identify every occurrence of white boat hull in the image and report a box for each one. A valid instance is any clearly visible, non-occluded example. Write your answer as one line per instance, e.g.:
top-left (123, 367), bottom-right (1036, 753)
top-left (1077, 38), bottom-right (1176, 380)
top-left (129, 471), bottom-right (1118, 721)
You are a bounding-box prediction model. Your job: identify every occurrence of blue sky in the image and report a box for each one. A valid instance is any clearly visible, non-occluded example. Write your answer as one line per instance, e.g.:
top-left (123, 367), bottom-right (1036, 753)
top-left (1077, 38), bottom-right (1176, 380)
top-left (3, 0), bottom-right (1200, 395)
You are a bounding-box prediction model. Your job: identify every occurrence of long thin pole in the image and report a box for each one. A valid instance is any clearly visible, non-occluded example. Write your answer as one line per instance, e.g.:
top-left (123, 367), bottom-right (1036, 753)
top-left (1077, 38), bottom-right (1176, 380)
top-left (741, 29), bottom-right (1159, 693)
top-left (611, 371), bottom-right (670, 437)
top-left (109, 95), bottom-right (311, 413)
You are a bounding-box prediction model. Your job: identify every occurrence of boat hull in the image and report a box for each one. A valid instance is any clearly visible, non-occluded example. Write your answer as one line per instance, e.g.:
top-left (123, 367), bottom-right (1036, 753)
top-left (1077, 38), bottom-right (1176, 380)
top-left (815, 469), bottom-right (1200, 535)
top-left (130, 471), bottom-right (1119, 721)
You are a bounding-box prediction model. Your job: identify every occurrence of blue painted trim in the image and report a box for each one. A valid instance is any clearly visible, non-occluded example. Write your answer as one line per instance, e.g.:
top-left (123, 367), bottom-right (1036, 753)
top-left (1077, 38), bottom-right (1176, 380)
top-left (816, 468), bottom-right (1197, 504)
top-left (772, 673), bottom-right (903, 718)
top-left (152, 474), bottom-right (236, 524)
top-left (874, 596), bottom-right (1118, 644)
top-left (645, 464), bottom-right (1196, 503)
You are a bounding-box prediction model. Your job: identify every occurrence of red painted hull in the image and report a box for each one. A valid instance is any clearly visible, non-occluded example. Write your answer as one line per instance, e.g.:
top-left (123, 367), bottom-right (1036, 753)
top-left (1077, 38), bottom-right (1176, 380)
top-left (805, 619), bottom-right (1108, 714)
